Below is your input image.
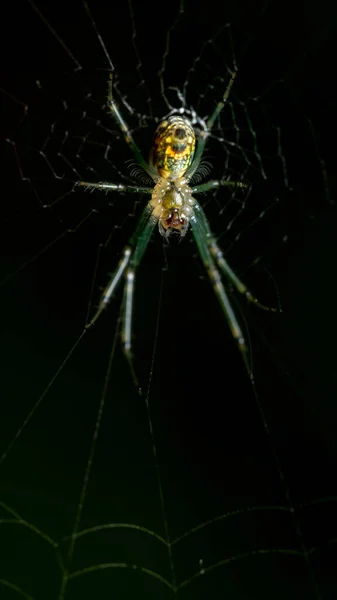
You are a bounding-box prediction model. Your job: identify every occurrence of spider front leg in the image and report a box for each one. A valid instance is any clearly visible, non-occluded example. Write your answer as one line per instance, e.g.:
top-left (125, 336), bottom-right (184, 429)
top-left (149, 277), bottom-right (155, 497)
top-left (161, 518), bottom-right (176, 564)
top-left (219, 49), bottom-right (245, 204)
top-left (106, 73), bottom-right (156, 179)
top-left (186, 71), bottom-right (237, 178)
top-left (192, 179), bottom-right (249, 194)
top-left (77, 181), bottom-right (152, 194)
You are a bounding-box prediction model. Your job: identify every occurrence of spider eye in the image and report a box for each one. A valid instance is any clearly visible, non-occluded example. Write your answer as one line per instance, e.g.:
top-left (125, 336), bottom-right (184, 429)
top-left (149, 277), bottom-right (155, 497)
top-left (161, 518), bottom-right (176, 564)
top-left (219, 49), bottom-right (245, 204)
top-left (165, 209), bottom-right (185, 228)
top-left (174, 128), bottom-right (186, 140)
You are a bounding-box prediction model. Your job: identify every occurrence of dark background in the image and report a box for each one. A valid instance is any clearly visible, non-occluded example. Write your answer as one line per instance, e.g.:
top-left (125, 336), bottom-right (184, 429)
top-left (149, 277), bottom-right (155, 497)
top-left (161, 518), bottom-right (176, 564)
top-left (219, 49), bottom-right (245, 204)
top-left (1, 0), bottom-right (336, 598)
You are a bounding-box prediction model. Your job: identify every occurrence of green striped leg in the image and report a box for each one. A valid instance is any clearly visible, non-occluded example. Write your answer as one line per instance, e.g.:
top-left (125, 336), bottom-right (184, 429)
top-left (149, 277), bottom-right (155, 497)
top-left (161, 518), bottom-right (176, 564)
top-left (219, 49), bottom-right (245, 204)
top-left (121, 210), bottom-right (158, 356)
top-left (190, 210), bottom-right (251, 374)
top-left (193, 200), bottom-right (277, 312)
top-left (107, 73), bottom-right (156, 179)
top-left (121, 208), bottom-right (158, 394)
top-left (86, 203), bottom-right (157, 329)
top-left (186, 71), bottom-right (237, 178)
top-left (78, 181), bottom-right (153, 194)
top-left (192, 178), bottom-right (248, 194)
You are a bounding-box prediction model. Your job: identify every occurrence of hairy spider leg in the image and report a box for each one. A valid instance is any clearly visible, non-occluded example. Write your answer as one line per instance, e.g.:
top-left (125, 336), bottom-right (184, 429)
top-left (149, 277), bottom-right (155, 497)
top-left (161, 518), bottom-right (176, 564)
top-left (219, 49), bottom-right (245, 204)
top-left (107, 73), bottom-right (156, 179)
top-left (86, 203), bottom-right (157, 329)
top-left (192, 200), bottom-right (277, 312)
top-left (78, 71), bottom-right (160, 193)
top-left (121, 209), bottom-right (158, 354)
top-left (78, 181), bottom-right (153, 193)
top-left (121, 209), bottom-right (158, 392)
top-left (186, 71), bottom-right (237, 178)
top-left (190, 209), bottom-right (251, 374)
top-left (206, 70), bottom-right (237, 131)
top-left (192, 179), bottom-right (248, 194)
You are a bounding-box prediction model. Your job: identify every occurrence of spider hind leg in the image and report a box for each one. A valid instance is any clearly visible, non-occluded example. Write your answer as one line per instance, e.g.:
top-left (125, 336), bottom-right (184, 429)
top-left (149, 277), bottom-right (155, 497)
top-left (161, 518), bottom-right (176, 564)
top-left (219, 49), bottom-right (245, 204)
top-left (190, 211), bottom-right (252, 376)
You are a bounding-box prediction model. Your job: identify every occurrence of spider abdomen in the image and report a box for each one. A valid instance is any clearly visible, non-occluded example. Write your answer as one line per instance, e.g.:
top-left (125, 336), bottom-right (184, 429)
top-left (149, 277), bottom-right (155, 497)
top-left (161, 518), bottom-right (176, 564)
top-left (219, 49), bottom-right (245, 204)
top-left (150, 116), bottom-right (196, 180)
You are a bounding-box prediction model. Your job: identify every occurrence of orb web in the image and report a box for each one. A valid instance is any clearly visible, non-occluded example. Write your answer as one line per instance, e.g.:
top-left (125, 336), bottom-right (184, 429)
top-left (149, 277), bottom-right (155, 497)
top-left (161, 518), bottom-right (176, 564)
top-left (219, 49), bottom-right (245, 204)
top-left (0, 1), bottom-right (336, 599)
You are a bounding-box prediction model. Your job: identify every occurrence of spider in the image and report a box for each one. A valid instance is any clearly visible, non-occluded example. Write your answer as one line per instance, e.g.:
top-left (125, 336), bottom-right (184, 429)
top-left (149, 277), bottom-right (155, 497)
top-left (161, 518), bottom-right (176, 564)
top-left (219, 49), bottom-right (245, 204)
top-left (80, 72), bottom-right (275, 379)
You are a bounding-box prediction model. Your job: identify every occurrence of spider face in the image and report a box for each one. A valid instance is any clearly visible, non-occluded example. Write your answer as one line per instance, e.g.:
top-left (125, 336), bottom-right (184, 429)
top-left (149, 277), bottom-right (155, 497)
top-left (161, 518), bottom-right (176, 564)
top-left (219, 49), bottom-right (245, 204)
top-left (149, 115), bottom-right (195, 180)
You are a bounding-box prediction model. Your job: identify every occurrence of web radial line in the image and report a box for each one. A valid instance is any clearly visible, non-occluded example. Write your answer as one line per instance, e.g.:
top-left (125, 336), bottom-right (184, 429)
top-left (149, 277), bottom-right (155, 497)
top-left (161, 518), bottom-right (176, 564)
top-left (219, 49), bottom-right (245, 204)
top-left (0, 331), bottom-right (86, 465)
top-left (58, 314), bottom-right (122, 600)
top-left (127, 0), bottom-right (153, 118)
top-left (84, 242), bottom-right (104, 325)
top-left (0, 209), bottom-right (95, 291)
top-left (27, 0), bottom-right (81, 70)
top-left (253, 389), bottom-right (322, 598)
top-left (83, 0), bottom-right (114, 72)
top-left (143, 269), bottom-right (178, 592)
top-left (243, 348), bottom-right (322, 599)
top-left (158, 0), bottom-right (185, 111)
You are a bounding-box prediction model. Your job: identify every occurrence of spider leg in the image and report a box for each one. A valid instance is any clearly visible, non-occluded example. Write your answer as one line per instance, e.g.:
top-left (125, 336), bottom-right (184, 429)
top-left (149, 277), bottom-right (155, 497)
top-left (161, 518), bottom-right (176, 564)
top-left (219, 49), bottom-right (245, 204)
top-left (186, 71), bottom-right (237, 178)
top-left (121, 267), bottom-right (141, 392)
top-left (107, 73), bottom-right (156, 179)
top-left (193, 200), bottom-right (277, 312)
top-left (121, 209), bottom-right (158, 394)
top-left (206, 70), bottom-right (237, 132)
top-left (190, 210), bottom-right (251, 374)
top-left (86, 202), bottom-right (157, 328)
top-left (192, 179), bottom-right (248, 194)
top-left (78, 181), bottom-right (153, 194)
top-left (122, 209), bottom-right (158, 355)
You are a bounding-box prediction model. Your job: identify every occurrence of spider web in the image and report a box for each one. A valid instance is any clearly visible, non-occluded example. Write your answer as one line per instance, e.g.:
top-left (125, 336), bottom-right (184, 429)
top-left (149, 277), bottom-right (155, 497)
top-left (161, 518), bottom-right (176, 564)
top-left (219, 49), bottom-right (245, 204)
top-left (1, 0), bottom-right (336, 599)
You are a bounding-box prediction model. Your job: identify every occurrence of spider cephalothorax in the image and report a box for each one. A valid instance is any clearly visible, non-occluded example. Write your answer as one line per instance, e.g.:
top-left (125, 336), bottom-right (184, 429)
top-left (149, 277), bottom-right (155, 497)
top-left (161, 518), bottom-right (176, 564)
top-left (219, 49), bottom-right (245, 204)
top-left (150, 176), bottom-right (194, 237)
